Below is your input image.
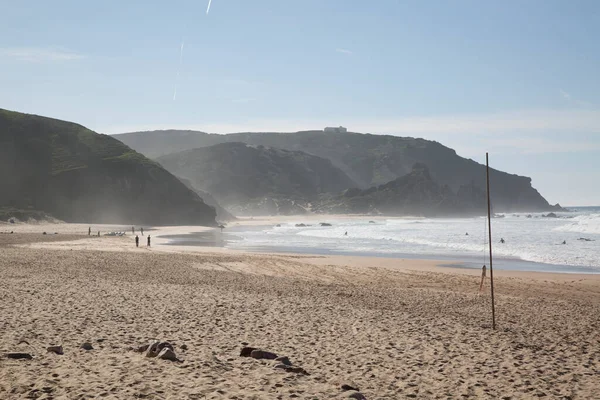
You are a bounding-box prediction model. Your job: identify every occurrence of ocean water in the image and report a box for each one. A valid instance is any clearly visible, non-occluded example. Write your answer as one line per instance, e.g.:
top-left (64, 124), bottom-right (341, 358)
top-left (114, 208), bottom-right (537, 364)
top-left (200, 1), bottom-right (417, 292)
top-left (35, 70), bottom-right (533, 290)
top-left (225, 207), bottom-right (600, 273)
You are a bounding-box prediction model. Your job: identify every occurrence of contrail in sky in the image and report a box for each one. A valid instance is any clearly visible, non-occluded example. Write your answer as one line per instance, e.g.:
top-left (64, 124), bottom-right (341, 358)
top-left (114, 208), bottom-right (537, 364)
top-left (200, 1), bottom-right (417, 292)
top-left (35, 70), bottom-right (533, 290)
top-left (173, 2), bottom-right (212, 101)
top-left (173, 38), bottom-right (185, 101)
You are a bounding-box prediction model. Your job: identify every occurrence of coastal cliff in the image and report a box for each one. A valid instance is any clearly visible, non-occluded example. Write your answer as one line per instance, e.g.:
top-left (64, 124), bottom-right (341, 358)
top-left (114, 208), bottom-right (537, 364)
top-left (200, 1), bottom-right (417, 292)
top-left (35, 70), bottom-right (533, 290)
top-left (117, 129), bottom-right (561, 213)
top-left (0, 109), bottom-right (217, 225)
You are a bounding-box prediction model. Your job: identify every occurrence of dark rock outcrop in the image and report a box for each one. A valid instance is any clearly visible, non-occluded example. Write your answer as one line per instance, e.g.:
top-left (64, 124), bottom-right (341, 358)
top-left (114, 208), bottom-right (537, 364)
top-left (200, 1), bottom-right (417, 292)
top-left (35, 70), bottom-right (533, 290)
top-left (315, 163), bottom-right (475, 216)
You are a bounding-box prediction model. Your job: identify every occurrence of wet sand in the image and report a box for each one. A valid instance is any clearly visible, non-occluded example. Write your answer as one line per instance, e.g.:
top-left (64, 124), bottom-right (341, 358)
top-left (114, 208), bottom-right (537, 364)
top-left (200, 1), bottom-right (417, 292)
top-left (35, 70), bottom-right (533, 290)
top-left (1, 226), bottom-right (599, 399)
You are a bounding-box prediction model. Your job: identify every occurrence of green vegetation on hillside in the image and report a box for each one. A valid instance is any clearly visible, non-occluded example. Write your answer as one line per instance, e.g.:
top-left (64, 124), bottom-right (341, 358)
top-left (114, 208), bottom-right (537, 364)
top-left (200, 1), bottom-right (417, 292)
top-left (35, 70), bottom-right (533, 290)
top-left (0, 109), bottom-right (216, 225)
top-left (157, 142), bottom-right (357, 215)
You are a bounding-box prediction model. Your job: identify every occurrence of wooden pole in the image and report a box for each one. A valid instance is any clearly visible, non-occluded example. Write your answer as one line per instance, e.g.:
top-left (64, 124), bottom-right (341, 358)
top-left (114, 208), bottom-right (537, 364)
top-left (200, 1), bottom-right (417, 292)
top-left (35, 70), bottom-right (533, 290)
top-left (486, 153), bottom-right (496, 330)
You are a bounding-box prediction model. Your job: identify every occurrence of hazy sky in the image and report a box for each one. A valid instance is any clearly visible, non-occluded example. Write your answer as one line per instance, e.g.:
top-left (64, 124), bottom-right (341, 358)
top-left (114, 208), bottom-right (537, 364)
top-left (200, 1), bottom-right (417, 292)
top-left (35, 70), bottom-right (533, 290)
top-left (1, 0), bottom-right (599, 205)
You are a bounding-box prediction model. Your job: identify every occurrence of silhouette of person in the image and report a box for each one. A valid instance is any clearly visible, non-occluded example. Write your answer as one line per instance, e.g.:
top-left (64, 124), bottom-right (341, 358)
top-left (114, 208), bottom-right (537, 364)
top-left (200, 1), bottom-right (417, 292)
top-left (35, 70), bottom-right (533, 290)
top-left (479, 265), bottom-right (487, 292)
top-left (97, 231), bottom-right (100, 237)
top-left (147, 235), bottom-right (151, 247)
top-left (88, 227), bottom-right (91, 236)
top-left (141, 227), bottom-right (144, 236)
top-left (500, 238), bottom-right (505, 244)
top-left (135, 235), bottom-right (139, 247)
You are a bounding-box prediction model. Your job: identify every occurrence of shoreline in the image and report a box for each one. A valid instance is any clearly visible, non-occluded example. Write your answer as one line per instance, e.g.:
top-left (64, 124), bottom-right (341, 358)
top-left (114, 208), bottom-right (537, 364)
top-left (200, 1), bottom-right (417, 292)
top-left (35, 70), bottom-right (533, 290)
top-left (155, 223), bottom-right (600, 276)
top-left (8, 224), bottom-right (600, 281)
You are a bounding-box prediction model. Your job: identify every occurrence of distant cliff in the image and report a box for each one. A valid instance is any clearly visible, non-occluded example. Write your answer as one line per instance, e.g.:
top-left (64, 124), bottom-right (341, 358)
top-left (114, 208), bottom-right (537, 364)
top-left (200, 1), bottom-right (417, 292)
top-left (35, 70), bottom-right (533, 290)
top-left (315, 163), bottom-right (487, 216)
top-left (0, 109), bottom-right (217, 225)
top-left (116, 129), bottom-right (561, 213)
top-left (156, 142), bottom-right (357, 215)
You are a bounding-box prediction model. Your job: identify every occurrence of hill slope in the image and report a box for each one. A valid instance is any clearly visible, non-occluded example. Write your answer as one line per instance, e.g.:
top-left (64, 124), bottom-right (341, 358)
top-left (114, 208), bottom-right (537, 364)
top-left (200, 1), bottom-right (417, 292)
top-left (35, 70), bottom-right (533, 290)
top-left (0, 109), bottom-right (216, 225)
top-left (177, 176), bottom-right (235, 222)
top-left (116, 129), bottom-right (559, 212)
top-left (315, 163), bottom-right (487, 216)
top-left (156, 142), bottom-right (357, 215)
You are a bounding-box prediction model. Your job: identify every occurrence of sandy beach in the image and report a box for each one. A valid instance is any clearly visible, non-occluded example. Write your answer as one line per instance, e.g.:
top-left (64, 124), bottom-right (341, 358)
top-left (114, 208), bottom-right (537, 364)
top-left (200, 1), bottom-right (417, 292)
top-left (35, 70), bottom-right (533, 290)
top-left (1, 223), bottom-right (599, 399)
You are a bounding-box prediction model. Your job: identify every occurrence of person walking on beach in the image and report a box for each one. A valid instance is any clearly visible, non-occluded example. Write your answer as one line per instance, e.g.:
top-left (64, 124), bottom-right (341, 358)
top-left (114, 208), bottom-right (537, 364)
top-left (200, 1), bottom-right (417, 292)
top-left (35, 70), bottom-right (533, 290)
top-left (141, 227), bottom-right (144, 236)
top-left (147, 235), bottom-right (151, 247)
top-left (479, 265), bottom-right (487, 292)
top-left (88, 227), bottom-right (91, 236)
top-left (135, 235), bottom-right (139, 247)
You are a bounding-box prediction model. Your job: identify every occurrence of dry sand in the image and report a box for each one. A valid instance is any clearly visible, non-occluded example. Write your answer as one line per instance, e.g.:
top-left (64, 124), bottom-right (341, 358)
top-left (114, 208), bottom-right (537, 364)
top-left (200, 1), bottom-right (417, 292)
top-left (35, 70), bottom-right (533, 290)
top-left (1, 226), bottom-right (599, 399)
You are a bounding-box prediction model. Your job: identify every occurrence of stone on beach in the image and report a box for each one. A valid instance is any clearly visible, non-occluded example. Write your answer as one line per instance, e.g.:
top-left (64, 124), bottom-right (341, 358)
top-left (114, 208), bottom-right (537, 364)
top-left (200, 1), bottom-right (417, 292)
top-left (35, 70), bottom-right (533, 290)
top-left (240, 346), bottom-right (257, 357)
top-left (157, 347), bottom-right (179, 362)
top-left (275, 356), bottom-right (291, 365)
top-left (250, 349), bottom-right (278, 360)
top-left (46, 345), bottom-right (63, 355)
top-left (80, 342), bottom-right (93, 350)
top-left (157, 342), bottom-right (174, 352)
top-left (273, 364), bottom-right (309, 375)
top-left (5, 352), bottom-right (33, 360)
top-left (136, 343), bottom-right (150, 353)
top-left (343, 391), bottom-right (367, 400)
top-left (139, 341), bottom-right (176, 360)
top-left (144, 341), bottom-right (160, 358)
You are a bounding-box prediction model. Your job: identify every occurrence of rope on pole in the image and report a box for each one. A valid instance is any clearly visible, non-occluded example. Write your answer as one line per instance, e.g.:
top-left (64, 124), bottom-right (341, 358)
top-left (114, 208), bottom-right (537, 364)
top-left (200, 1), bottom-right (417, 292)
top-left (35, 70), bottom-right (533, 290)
top-left (486, 153), bottom-right (496, 330)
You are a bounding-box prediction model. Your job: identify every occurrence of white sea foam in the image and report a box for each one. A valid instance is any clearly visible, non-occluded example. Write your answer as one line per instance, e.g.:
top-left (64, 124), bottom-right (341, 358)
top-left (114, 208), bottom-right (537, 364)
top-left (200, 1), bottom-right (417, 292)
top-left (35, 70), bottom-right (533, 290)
top-left (553, 213), bottom-right (600, 235)
top-left (228, 210), bottom-right (600, 272)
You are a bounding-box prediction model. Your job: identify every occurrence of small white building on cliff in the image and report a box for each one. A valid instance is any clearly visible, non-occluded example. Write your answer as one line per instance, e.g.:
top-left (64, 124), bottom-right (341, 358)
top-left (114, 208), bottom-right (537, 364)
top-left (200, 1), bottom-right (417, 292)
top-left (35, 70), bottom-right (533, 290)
top-left (324, 126), bottom-right (347, 133)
